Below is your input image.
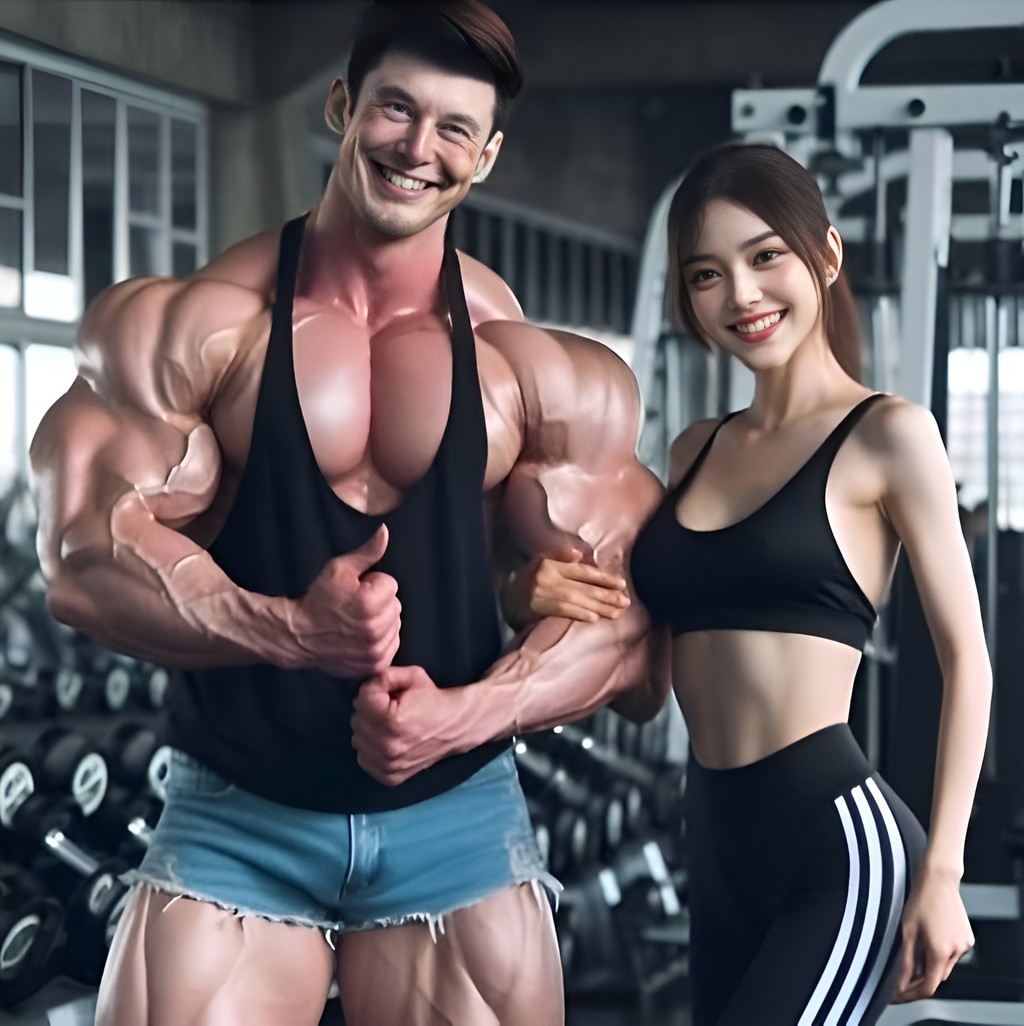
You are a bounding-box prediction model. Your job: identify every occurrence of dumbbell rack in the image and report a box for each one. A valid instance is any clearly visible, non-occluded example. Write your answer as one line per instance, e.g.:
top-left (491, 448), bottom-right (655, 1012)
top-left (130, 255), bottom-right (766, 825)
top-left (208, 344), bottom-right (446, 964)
top-left (516, 707), bottom-right (691, 1013)
top-left (1, 501), bottom-right (175, 1014)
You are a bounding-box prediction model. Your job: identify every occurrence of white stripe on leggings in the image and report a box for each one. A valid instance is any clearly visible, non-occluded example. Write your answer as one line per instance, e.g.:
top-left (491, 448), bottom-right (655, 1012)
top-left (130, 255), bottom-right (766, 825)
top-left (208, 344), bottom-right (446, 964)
top-left (846, 778), bottom-right (907, 1024)
top-left (797, 792), bottom-right (861, 1026)
top-left (798, 781), bottom-right (903, 1026)
top-left (823, 786), bottom-right (885, 1025)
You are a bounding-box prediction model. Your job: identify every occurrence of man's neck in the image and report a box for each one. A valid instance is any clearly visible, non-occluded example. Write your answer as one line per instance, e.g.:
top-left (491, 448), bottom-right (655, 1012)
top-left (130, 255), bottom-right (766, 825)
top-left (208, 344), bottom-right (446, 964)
top-left (297, 192), bottom-right (448, 330)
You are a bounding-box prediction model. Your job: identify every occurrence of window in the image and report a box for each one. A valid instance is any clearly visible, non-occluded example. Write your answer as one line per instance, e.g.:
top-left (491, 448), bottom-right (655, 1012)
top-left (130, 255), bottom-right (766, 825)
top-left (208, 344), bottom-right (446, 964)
top-left (0, 43), bottom-right (207, 329)
top-left (0, 39), bottom-right (207, 483)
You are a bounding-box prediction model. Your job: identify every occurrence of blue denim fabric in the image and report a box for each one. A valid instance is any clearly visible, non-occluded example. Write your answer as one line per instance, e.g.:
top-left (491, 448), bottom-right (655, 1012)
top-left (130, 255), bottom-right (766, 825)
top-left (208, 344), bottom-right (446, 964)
top-left (126, 748), bottom-right (560, 933)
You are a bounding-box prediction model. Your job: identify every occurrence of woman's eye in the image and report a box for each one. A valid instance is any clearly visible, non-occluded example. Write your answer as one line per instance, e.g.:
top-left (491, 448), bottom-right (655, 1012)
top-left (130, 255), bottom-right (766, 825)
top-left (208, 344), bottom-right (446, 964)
top-left (753, 248), bottom-right (783, 265)
top-left (688, 269), bottom-right (717, 285)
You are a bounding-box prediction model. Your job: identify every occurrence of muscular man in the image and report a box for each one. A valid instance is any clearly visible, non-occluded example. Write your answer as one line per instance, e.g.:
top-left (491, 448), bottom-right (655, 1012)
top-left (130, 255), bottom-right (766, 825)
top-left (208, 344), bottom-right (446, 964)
top-left (30, 3), bottom-right (668, 1024)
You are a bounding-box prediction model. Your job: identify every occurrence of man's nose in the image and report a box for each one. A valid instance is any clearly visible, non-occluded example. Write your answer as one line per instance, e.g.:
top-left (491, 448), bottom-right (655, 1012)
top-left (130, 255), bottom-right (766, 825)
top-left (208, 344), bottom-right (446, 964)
top-left (395, 122), bottom-right (432, 165)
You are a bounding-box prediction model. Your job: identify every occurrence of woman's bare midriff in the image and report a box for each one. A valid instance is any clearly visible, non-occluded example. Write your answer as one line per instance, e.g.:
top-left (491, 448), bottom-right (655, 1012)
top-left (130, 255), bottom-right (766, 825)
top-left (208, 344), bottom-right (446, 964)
top-left (673, 629), bottom-right (864, 769)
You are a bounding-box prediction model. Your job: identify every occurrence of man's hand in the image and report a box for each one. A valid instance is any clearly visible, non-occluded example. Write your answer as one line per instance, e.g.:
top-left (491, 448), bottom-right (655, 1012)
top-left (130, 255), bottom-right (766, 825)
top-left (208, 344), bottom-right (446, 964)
top-left (503, 546), bottom-right (630, 629)
top-left (891, 867), bottom-right (975, 1003)
top-left (351, 666), bottom-right (467, 785)
top-left (288, 525), bottom-right (401, 677)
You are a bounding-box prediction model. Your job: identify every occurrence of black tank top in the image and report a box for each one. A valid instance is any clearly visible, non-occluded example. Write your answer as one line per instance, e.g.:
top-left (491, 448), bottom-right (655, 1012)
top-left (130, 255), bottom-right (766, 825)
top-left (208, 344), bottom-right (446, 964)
top-left (165, 215), bottom-right (508, 812)
top-left (630, 395), bottom-right (883, 651)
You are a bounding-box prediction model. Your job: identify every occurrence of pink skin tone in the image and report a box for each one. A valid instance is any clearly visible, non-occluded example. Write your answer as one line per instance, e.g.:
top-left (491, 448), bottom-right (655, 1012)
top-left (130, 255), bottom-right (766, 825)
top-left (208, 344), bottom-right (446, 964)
top-left (32, 49), bottom-right (669, 1026)
top-left (517, 199), bottom-right (991, 1007)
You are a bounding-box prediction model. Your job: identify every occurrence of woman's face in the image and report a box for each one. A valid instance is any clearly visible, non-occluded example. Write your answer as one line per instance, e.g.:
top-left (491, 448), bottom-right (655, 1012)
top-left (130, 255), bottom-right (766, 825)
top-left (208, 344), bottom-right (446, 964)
top-left (682, 199), bottom-right (838, 372)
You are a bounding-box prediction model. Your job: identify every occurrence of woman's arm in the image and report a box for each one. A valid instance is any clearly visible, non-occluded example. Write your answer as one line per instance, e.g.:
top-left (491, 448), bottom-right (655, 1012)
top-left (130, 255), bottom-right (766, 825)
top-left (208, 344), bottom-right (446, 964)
top-left (875, 398), bottom-right (992, 1003)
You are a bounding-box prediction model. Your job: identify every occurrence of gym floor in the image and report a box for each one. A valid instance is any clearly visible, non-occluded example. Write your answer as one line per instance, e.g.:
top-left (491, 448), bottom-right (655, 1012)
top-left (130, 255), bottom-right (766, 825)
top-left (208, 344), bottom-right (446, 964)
top-left (7, 979), bottom-right (693, 1025)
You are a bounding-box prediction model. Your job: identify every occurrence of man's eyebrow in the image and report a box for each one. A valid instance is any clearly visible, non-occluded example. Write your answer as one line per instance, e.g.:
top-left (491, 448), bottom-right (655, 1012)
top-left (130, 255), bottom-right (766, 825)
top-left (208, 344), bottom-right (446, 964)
top-left (682, 230), bottom-right (781, 267)
top-left (372, 84), bottom-right (483, 136)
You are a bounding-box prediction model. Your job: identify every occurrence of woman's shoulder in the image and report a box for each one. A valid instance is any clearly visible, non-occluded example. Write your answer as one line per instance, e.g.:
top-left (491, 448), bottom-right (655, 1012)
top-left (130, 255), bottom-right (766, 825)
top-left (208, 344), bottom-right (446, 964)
top-left (667, 417), bottom-right (723, 487)
top-left (853, 393), bottom-right (946, 476)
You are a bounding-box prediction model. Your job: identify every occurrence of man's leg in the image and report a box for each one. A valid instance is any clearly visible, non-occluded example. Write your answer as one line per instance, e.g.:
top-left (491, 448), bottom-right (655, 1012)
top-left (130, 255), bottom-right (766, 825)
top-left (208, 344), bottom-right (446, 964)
top-left (96, 885), bottom-right (335, 1026)
top-left (337, 882), bottom-right (563, 1026)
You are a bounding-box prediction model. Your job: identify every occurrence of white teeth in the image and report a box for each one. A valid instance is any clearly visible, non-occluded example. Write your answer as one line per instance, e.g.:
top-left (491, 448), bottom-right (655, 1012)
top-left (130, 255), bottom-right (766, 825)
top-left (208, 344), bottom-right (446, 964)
top-left (380, 166), bottom-right (428, 191)
top-left (734, 311), bottom-right (782, 334)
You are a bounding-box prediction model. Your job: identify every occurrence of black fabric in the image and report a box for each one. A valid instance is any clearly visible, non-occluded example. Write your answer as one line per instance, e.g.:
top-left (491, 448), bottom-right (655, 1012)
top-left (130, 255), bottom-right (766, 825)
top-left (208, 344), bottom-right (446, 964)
top-left (630, 394), bottom-right (885, 651)
top-left (685, 725), bottom-right (925, 1026)
top-left (165, 215), bottom-right (507, 813)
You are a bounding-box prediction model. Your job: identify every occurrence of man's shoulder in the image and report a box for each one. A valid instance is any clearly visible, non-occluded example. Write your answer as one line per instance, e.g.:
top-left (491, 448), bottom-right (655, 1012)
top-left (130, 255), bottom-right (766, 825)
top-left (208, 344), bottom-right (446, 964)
top-left (457, 251), bottom-right (524, 325)
top-left (193, 225), bottom-right (282, 295)
top-left (77, 272), bottom-right (269, 417)
top-left (477, 320), bottom-right (636, 391)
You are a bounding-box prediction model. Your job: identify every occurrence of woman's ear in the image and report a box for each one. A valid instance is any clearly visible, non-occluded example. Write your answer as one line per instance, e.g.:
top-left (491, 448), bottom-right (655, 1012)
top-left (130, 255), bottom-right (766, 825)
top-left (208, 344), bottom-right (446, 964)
top-left (825, 225), bottom-right (843, 285)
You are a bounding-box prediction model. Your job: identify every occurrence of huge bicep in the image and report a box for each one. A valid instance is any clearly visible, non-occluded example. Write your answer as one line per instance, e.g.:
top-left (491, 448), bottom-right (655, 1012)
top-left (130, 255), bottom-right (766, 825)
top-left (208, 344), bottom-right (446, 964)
top-left (31, 378), bottom-right (218, 569)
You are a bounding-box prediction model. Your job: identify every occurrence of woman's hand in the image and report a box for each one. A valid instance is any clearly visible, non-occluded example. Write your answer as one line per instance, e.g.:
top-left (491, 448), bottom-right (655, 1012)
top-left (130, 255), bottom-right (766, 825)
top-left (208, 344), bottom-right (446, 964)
top-left (502, 546), bottom-right (630, 629)
top-left (891, 865), bottom-right (975, 1003)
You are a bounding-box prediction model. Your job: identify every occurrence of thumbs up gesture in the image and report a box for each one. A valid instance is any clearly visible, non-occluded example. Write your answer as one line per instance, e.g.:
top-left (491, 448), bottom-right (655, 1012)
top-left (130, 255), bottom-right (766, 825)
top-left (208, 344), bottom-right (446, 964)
top-left (289, 524), bottom-right (401, 677)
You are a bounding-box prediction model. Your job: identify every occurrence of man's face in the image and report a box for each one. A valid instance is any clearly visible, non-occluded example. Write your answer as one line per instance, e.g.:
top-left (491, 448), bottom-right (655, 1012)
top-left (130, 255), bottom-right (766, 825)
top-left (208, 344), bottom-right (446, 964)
top-left (333, 51), bottom-right (504, 239)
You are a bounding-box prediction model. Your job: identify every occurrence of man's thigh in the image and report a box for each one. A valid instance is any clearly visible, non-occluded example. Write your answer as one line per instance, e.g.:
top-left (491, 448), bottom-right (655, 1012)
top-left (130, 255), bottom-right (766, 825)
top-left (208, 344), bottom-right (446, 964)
top-left (337, 882), bottom-right (563, 1026)
top-left (96, 885), bottom-right (334, 1026)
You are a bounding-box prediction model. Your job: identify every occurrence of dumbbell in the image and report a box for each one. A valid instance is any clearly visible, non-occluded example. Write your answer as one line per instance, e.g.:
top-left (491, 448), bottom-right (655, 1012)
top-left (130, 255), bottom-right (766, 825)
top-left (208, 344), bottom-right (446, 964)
top-left (515, 745), bottom-right (592, 876)
top-left (2, 791), bottom-right (132, 986)
top-left (102, 660), bottom-right (171, 713)
top-left (0, 606), bottom-right (36, 675)
top-left (555, 724), bottom-right (687, 839)
top-left (518, 740), bottom-right (630, 867)
top-left (2, 727), bottom-right (109, 817)
top-left (80, 717), bottom-right (161, 788)
top-left (555, 867), bottom-right (630, 989)
top-left (610, 839), bottom-right (684, 926)
top-left (0, 676), bottom-right (57, 723)
top-left (534, 726), bottom-right (649, 841)
top-left (0, 861), bottom-right (66, 1008)
top-left (83, 784), bottom-right (159, 857)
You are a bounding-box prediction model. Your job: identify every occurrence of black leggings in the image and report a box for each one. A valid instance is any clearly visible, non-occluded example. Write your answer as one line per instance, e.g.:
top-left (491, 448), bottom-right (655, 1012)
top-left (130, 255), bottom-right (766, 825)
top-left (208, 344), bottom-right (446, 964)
top-left (684, 724), bottom-right (926, 1026)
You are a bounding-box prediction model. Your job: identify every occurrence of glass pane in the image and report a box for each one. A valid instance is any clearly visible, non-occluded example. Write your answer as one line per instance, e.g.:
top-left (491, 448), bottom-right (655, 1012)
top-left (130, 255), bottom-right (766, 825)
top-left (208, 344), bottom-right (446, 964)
top-left (0, 61), bottom-right (21, 197)
top-left (0, 344), bottom-right (18, 490)
top-left (24, 343), bottom-right (75, 451)
top-left (82, 90), bottom-right (116, 304)
top-left (171, 119), bottom-right (197, 230)
top-left (0, 208), bottom-right (22, 308)
top-left (32, 71), bottom-right (71, 276)
top-left (128, 107), bottom-right (160, 216)
top-left (172, 241), bottom-right (197, 278)
top-left (130, 225), bottom-right (162, 276)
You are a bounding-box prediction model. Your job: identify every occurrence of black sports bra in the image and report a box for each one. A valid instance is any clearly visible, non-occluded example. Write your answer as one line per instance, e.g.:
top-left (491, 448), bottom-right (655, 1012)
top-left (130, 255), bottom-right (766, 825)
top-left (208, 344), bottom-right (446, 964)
top-left (630, 395), bottom-right (885, 651)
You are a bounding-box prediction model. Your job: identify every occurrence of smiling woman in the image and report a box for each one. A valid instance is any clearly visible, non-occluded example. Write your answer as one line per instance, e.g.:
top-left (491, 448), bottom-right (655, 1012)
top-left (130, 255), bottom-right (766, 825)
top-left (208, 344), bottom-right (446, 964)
top-left (516, 142), bottom-right (992, 1026)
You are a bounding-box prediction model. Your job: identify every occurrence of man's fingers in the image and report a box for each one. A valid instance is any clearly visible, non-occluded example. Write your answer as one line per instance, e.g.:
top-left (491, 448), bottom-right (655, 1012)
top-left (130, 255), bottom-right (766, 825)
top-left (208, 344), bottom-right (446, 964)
top-left (358, 571), bottom-right (400, 616)
top-left (345, 523), bottom-right (389, 576)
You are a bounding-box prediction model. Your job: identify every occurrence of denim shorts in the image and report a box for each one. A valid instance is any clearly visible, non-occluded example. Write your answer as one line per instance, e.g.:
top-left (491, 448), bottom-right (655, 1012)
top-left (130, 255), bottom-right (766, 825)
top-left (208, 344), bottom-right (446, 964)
top-left (125, 747), bottom-right (560, 934)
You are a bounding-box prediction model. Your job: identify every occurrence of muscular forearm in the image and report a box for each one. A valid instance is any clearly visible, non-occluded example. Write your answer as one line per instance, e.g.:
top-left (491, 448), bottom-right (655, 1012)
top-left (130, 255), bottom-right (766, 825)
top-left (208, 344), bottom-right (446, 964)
top-left (924, 656), bottom-right (993, 876)
top-left (611, 626), bottom-right (673, 723)
top-left (451, 604), bottom-right (666, 746)
top-left (49, 492), bottom-right (299, 669)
